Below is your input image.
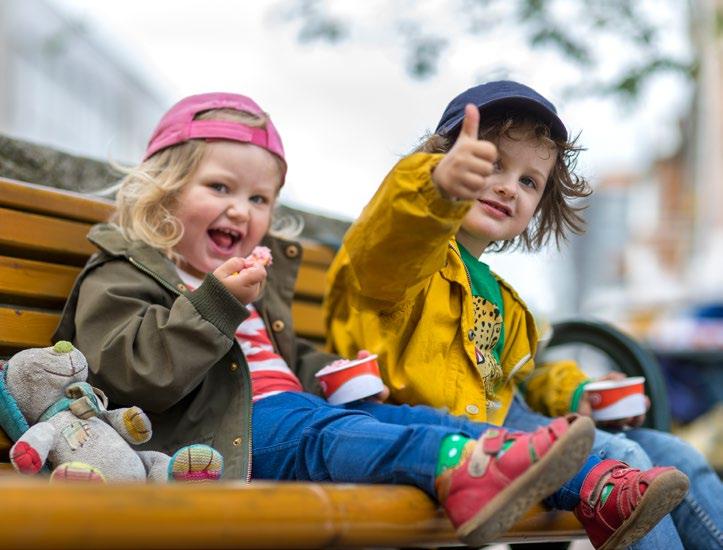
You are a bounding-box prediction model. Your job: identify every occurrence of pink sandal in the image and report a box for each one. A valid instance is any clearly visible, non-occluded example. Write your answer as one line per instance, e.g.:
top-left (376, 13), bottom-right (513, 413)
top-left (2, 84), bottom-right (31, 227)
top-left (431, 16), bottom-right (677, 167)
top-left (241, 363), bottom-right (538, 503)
top-left (437, 414), bottom-right (595, 546)
top-left (574, 459), bottom-right (689, 549)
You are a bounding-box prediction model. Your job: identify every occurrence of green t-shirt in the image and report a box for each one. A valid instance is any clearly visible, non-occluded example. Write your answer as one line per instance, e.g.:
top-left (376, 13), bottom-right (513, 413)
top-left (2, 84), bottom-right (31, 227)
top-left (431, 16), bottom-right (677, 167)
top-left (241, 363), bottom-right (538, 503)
top-left (458, 243), bottom-right (506, 401)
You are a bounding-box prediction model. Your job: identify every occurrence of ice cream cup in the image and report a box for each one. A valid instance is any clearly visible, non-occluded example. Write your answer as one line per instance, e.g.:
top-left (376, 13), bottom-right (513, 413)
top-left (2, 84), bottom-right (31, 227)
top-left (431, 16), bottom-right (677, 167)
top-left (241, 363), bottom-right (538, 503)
top-left (315, 354), bottom-right (384, 405)
top-left (584, 376), bottom-right (647, 421)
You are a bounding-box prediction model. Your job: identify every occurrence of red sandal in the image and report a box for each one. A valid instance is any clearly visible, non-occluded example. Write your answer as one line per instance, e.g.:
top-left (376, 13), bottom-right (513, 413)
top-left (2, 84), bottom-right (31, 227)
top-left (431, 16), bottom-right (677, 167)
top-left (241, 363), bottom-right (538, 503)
top-left (437, 414), bottom-right (595, 546)
top-left (574, 459), bottom-right (689, 550)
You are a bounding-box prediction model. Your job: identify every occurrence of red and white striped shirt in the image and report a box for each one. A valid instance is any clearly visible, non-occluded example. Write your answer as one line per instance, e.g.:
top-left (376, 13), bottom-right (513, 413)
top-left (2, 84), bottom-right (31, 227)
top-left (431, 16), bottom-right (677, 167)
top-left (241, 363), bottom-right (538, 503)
top-left (177, 269), bottom-right (303, 401)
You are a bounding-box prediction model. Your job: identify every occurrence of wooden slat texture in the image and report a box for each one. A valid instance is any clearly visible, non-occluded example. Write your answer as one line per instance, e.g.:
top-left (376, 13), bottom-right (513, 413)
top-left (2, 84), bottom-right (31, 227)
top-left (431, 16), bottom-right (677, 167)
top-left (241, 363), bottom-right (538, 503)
top-left (0, 308), bottom-right (58, 350)
top-left (0, 303), bottom-right (325, 354)
top-left (299, 239), bottom-right (336, 265)
top-left (0, 256), bottom-right (79, 306)
top-left (0, 478), bottom-right (583, 549)
top-left (0, 208), bottom-right (96, 264)
top-left (291, 301), bottom-right (325, 340)
top-left (294, 263), bottom-right (327, 299)
top-left (0, 177), bottom-right (114, 223)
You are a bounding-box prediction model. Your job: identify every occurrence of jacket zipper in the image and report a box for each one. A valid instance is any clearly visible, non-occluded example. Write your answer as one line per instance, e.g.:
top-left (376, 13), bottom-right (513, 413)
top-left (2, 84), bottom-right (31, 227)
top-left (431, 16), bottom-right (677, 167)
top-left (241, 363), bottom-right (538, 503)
top-left (129, 255), bottom-right (254, 482)
top-left (128, 256), bottom-right (183, 295)
top-left (241, 348), bottom-right (253, 483)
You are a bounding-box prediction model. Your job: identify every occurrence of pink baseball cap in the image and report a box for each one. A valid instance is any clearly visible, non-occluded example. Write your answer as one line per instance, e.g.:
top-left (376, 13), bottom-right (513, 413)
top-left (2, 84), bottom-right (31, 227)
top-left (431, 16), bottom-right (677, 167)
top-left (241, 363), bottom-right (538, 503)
top-left (143, 92), bottom-right (286, 173)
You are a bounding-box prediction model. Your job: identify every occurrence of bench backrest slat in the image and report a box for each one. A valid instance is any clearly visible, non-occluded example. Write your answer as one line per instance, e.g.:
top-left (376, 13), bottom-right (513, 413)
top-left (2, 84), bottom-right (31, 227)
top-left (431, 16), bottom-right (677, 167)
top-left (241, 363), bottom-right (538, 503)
top-left (0, 177), bottom-right (115, 223)
top-left (0, 208), bottom-right (98, 264)
top-left (0, 256), bottom-right (80, 307)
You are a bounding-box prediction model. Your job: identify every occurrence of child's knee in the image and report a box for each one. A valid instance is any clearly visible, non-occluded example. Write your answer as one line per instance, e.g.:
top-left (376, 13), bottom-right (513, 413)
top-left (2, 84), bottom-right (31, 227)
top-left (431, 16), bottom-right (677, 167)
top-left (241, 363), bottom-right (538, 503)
top-left (596, 433), bottom-right (652, 469)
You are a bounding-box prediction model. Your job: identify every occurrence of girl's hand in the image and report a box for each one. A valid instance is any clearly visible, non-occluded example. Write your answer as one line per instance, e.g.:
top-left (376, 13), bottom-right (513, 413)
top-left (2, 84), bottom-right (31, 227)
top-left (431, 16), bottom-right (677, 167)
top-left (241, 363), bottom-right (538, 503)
top-left (577, 372), bottom-right (649, 429)
top-left (213, 256), bottom-right (268, 305)
top-left (432, 104), bottom-right (498, 200)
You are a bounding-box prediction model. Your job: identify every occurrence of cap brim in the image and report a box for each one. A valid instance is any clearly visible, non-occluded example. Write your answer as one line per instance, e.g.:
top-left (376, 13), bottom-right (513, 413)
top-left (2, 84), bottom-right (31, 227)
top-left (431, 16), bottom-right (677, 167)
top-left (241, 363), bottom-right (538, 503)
top-left (439, 96), bottom-right (567, 141)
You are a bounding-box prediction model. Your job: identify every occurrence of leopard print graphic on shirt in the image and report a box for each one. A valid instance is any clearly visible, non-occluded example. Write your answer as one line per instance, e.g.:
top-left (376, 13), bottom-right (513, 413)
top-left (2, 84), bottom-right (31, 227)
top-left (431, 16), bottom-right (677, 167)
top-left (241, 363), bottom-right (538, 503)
top-left (471, 296), bottom-right (503, 409)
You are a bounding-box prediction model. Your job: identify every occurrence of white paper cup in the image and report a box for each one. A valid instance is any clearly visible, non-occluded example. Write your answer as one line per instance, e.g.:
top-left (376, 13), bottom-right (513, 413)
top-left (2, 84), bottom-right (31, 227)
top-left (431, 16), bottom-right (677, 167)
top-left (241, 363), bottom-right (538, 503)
top-left (584, 376), bottom-right (646, 421)
top-left (315, 355), bottom-right (384, 405)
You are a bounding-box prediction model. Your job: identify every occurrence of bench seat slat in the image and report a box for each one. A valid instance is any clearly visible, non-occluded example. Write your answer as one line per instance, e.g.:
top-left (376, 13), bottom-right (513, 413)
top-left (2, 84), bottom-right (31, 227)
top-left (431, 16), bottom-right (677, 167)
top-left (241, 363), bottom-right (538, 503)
top-left (0, 478), bottom-right (583, 548)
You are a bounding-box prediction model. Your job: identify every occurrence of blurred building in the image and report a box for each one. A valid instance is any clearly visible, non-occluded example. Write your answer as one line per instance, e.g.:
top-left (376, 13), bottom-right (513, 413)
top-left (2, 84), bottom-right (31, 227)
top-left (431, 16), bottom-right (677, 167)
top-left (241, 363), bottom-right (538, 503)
top-left (572, 0), bottom-right (723, 338)
top-left (0, 0), bottom-right (167, 164)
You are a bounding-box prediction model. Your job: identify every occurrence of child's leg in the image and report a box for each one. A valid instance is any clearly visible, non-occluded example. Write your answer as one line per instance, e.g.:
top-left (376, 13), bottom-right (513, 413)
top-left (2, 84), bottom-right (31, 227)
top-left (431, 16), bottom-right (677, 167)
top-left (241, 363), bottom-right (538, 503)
top-left (615, 427), bottom-right (723, 549)
top-left (504, 394), bottom-right (687, 550)
top-left (252, 392), bottom-right (450, 493)
top-left (348, 400), bottom-right (490, 438)
top-left (253, 391), bottom-right (594, 545)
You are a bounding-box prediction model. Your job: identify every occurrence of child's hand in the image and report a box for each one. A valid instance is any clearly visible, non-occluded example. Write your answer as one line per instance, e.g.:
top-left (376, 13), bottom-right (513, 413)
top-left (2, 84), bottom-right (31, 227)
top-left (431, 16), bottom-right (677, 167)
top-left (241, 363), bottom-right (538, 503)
top-left (432, 103), bottom-right (498, 200)
top-left (213, 256), bottom-right (268, 305)
top-left (577, 372), bottom-right (650, 429)
top-left (356, 349), bottom-right (390, 403)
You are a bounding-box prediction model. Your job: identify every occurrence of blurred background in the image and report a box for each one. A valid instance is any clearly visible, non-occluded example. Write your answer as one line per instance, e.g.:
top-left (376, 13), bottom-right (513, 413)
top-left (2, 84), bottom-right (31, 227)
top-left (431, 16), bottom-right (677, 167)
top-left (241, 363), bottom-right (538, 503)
top-left (0, 0), bottom-right (721, 477)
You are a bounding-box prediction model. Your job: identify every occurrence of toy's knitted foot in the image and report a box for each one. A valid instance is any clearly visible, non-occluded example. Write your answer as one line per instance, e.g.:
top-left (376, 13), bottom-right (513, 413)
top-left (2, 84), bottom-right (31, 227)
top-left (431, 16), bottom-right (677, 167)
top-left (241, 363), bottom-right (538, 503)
top-left (50, 462), bottom-right (106, 483)
top-left (169, 444), bottom-right (223, 482)
top-left (10, 441), bottom-right (42, 474)
top-left (123, 406), bottom-right (152, 444)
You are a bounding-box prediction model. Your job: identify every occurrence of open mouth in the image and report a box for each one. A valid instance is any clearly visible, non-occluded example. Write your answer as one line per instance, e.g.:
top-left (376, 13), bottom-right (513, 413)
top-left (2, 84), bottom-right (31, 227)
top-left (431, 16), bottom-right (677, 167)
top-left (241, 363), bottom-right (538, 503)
top-left (208, 227), bottom-right (241, 252)
top-left (479, 199), bottom-right (511, 216)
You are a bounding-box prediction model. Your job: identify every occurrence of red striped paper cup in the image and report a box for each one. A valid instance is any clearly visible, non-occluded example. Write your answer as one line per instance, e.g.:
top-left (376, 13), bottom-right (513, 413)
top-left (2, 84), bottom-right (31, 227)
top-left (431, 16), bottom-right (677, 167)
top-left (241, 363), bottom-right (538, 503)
top-left (315, 355), bottom-right (384, 405)
top-left (584, 376), bottom-right (646, 421)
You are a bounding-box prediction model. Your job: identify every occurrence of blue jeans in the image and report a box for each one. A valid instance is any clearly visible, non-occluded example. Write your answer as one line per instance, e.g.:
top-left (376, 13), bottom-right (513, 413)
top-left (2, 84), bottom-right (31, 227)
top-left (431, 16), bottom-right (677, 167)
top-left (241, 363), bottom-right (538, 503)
top-left (252, 392), bottom-right (595, 507)
top-left (505, 393), bottom-right (723, 550)
top-left (251, 392), bottom-right (488, 496)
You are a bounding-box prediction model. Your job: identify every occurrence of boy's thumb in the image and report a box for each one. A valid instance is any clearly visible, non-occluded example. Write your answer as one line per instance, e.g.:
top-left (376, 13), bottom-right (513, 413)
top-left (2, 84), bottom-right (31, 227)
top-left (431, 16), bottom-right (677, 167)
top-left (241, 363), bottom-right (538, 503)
top-left (459, 104), bottom-right (480, 140)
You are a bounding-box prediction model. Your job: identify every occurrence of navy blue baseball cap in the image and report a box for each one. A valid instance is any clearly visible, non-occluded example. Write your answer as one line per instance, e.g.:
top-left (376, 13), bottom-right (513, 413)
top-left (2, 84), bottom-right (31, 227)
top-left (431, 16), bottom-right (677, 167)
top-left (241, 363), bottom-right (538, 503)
top-left (435, 80), bottom-right (567, 141)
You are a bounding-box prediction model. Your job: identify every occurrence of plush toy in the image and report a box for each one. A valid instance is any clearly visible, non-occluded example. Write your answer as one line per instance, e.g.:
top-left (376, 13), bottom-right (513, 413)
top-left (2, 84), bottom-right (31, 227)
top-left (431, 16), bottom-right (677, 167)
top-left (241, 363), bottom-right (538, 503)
top-left (0, 341), bottom-right (223, 482)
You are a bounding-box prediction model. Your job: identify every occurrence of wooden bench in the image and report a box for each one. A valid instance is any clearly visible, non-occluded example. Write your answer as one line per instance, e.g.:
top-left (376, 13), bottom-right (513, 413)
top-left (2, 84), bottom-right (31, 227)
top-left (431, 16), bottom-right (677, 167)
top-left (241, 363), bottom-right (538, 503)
top-left (0, 176), bottom-right (585, 548)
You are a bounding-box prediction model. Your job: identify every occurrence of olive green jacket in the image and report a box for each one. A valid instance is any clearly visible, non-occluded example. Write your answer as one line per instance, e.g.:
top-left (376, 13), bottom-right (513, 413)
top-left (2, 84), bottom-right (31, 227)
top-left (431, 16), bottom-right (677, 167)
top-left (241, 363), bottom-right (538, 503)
top-left (54, 224), bottom-right (335, 480)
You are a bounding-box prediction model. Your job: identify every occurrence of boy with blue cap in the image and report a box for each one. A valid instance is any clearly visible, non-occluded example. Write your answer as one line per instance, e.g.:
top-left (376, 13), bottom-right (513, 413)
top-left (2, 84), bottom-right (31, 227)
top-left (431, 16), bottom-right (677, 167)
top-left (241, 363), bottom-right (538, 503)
top-left (325, 80), bottom-right (721, 549)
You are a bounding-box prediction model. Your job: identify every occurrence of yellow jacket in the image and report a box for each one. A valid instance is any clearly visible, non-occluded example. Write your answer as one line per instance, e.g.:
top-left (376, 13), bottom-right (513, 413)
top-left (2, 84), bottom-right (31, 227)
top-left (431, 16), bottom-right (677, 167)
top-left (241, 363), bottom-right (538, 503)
top-left (324, 153), bottom-right (587, 424)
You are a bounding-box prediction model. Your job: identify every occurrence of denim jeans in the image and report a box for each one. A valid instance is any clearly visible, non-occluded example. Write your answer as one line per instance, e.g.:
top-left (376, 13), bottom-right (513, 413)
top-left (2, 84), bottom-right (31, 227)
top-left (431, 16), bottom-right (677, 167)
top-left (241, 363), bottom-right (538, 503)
top-left (252, 392), bottom-right (600, 509)
top-left (505, 393), bottom-right (723, 550)
top-left (251, 392), bottom-right (489, 496)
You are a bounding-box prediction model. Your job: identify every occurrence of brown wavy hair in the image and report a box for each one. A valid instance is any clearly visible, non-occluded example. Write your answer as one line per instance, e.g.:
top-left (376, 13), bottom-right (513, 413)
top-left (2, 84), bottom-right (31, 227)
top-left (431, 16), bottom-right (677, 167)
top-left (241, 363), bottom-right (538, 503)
top-left (416, 110), bottom-right (591, 252)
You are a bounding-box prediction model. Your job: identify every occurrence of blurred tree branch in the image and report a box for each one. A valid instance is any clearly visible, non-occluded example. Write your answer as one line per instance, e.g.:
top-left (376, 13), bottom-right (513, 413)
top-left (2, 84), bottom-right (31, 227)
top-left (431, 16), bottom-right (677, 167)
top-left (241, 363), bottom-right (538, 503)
top-left (275, 0), bottom-right (703, 102)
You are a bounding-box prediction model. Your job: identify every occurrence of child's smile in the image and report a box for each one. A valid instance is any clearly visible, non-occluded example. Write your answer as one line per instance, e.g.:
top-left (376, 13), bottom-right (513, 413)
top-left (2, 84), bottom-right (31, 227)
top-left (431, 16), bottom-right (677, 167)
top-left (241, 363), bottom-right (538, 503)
top-left (457, 130), bottom-right (556, 256)
top-left (478, 199), bottom-right (512, 219)
top-left (173, 141), bottom-right (283, 278)
top-left (207, 226), bottom-right (242, 253)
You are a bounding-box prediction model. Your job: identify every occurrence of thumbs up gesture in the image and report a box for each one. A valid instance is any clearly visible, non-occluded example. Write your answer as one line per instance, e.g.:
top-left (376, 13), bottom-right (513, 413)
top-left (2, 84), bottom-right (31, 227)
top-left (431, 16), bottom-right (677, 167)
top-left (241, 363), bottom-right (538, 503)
top-left (432, 104), bottom-right (498, 200)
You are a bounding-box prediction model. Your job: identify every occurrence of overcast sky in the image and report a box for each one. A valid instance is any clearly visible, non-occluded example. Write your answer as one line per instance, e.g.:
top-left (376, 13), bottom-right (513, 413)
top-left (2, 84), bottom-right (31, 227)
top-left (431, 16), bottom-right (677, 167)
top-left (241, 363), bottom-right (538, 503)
top-left (52, 0), bottom-right (691, 220)
top-left (50, 0), bottom-right (692, 315)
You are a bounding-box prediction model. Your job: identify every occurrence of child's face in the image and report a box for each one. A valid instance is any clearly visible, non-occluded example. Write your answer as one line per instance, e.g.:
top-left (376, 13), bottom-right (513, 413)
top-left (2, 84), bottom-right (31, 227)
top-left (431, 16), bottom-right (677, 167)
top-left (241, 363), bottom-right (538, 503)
top-left (173, 140), bottom-right (283, 277)
top-left (456, 129), bottom-right (556, 256)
